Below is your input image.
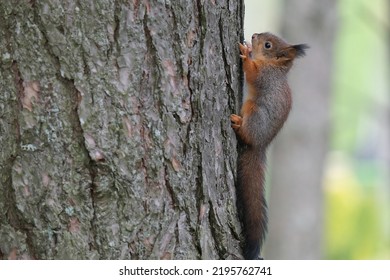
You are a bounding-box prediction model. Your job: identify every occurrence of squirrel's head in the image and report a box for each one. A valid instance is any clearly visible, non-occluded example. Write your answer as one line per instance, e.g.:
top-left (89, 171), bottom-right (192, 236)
top-left (251, 32), bottom-right (308, 67)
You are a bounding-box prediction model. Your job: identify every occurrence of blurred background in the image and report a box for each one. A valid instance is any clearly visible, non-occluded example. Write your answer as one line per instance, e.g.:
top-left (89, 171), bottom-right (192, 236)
top-left (244, 0), bottom-right (389, 259)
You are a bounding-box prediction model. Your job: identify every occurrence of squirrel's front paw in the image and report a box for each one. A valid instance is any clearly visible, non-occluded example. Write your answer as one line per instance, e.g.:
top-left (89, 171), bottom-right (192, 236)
top-left (230, 114), bottom-right (242, 130)
top-left (239, 43), bottom-right (250, 60)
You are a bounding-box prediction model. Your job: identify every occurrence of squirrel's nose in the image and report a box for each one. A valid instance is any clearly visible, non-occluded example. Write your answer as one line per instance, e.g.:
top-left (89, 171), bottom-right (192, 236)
top-left (252, 33), bottom-right (258, 40)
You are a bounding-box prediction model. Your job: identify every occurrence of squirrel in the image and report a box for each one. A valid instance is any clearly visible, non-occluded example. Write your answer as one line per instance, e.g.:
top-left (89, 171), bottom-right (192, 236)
top-left (231, 32), bottom-right (308, 260)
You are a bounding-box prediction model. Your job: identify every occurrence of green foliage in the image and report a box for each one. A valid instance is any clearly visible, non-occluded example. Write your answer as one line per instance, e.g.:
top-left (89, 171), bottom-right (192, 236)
top-left (331, 0), bottom-right (388, 153)
top-left (324, 157), bottom-right (389, 259)
top-left (325, 0), bottom-right (389, 260)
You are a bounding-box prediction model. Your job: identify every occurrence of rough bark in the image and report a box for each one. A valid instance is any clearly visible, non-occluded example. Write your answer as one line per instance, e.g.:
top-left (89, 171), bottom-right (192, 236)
top-left (0, 0), bottom-right (244, 260)
top-left (264, 0), bottom-right (338, 259)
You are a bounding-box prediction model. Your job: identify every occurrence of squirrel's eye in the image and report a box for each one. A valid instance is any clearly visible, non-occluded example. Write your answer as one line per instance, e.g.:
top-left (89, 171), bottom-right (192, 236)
top-left (264, 42), bottom-right (272, 49)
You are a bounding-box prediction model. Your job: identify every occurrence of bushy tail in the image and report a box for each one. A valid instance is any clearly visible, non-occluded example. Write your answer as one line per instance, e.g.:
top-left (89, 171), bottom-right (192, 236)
top-left (236, 147), bottom-right (268, 260)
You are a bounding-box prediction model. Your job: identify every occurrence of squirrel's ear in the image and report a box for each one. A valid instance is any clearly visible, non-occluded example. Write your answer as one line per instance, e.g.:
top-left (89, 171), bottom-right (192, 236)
top-left (277, 44), bottom-right (309, 61)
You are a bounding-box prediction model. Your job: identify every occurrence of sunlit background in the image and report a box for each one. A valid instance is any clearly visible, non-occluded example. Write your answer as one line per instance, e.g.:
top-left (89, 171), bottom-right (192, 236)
top-left (245, 0), bottom-right (389, 259)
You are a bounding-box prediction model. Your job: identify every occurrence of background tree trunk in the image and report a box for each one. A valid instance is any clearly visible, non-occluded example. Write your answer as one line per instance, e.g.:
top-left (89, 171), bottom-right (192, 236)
top-left (264, 0), bottom-right (338, 259)
top-left (0, 0), bottom-right (244, 260)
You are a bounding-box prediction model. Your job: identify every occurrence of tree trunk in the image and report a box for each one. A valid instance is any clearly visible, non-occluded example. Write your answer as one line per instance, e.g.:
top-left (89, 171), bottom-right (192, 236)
top-left (0, 0), bottom-right (244, 260)
top-left (264, 0), bottom-right (338, 259)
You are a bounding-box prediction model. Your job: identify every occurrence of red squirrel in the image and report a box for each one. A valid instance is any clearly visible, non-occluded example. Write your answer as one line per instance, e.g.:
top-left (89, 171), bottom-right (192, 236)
top-left (231, 32), bottom-right (308, 259)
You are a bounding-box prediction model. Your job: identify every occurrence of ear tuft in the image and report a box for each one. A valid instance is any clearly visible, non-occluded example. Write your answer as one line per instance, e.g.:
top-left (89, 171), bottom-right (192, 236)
top-left (293, 44), bottom-right (309, 58)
